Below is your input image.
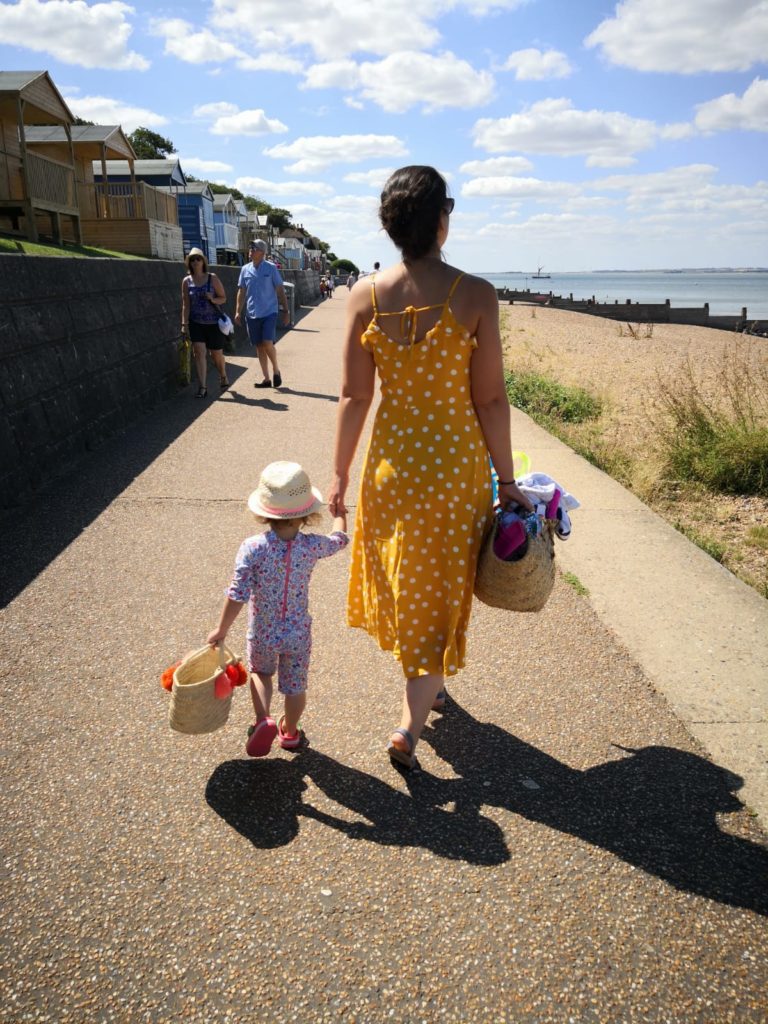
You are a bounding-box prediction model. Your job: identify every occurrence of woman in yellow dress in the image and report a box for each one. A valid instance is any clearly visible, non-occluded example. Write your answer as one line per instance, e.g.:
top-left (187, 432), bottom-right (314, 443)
top-left (328, 166), bottom-right (533, 769)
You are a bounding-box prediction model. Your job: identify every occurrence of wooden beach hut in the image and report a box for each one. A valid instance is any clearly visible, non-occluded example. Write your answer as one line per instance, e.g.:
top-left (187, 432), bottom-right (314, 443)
top-left (0, 70), bottom-right (81, 244)
top-left (91, 158), bottom-right (184, 259)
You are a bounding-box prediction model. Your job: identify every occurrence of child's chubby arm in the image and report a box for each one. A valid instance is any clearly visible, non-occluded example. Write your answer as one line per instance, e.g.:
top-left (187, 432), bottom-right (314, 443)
top-left (207, 597), bottom-right (245, 646)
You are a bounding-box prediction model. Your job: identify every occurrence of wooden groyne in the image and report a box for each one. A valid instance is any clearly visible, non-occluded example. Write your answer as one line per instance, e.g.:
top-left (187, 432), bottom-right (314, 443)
top-left (496, 288), bottom-right (768, 335)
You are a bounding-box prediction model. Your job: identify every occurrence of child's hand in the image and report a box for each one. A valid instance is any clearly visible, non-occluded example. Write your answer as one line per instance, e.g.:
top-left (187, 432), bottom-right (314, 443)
top-left (206, 628), bottom-right (227, 646)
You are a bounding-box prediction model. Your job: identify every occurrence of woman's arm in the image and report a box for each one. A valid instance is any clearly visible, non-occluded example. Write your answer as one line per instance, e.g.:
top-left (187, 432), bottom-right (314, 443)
top-left (328, 297), bottom-right (375, 515)
top-left (209, 273), bottom-right (226, 305)
top-left (469, 280), bottom-right (534, 512)
top-left (181, 277), bottom-right (189, 329)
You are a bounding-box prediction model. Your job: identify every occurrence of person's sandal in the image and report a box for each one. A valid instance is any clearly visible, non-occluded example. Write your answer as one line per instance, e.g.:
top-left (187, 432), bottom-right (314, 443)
top-left (254, 378), bottom-right (272, 388)
top-left (277, 715), bottom-right (308, 751)
top-left (219, 377), bottom-right (230, 392)
top-left (245, 717), bottom-right (277, 757)
top-left (195, 386), bottom-right (207, 398)
top-left (386, 728), bottom-right (418, 770)
top-left (432, 689), bottom-right (447, 711)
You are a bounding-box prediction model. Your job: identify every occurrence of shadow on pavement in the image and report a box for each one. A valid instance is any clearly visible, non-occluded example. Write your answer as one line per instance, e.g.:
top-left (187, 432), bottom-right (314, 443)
top-left (421, 700), bottom-right (768, 915)
top-left (205, 701), bottom-right (768, 913)
top-left (205, 750), bottom-right (509, 865)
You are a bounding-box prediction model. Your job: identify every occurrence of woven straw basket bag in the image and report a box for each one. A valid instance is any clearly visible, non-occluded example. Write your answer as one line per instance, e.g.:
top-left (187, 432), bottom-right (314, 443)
top-left (169, 643), bottom-right (238, 735)
top-left (474, 518), bottom-right (556, 613)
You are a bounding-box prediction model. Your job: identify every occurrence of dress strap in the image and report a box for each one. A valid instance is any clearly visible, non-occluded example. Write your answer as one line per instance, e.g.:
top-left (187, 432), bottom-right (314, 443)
top-left (444, 273), bottom-right (464, 308)
top-left (371, 279), bottom-right (378, 317)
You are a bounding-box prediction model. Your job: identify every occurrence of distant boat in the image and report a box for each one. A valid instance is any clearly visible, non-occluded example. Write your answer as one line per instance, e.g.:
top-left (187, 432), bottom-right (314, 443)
top-left (532, 264), bottom-right (550, 279)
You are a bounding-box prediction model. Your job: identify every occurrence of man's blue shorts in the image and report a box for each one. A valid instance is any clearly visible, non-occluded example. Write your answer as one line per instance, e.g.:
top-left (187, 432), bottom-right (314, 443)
top-left (246, 313), bottom-right (278, 346)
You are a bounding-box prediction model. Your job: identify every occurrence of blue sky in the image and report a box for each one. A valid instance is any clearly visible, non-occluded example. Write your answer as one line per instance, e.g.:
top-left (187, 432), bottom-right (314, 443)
top-left (1, 0), bottom-right (766, 272)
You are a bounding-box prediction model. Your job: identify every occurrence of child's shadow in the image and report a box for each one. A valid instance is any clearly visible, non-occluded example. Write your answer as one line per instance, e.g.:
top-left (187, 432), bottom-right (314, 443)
top-left (422, 701), bottom-right (768, 915)
top-left (205, 750), bottom-right (509, 865)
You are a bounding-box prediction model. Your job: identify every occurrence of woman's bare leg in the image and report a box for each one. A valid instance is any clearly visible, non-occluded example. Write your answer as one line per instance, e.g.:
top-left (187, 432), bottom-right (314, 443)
top-left (390, 673), bottom-right (445, 755)
top-left (193, 342), bottom-right (207, 388)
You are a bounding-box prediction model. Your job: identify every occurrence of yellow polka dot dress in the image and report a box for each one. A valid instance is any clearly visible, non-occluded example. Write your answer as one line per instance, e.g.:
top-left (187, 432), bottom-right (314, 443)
top-left (347, 274), bottom-right (492, 678)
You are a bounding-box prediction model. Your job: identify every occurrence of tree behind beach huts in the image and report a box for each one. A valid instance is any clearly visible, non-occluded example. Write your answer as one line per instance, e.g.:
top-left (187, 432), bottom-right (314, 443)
top-left (128, 127), bottom-right (176, 159)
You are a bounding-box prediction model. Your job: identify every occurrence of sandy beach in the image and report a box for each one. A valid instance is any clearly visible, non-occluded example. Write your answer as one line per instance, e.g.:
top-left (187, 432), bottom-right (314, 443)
top-left (500, 302), bottom-right (768, 593)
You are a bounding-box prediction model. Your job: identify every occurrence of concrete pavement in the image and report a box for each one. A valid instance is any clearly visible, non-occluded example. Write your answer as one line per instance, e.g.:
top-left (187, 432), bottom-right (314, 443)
top-left (1, 292), bottom-right (766, 1022)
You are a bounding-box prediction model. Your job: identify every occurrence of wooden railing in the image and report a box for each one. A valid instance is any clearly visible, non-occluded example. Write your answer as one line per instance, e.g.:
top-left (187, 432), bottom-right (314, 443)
top-left (77, 181), bottom-right (178, 225)
top-left (214, 221), bottom-right (239, 250)
top-left (24, 152), bottom-right (77, 209)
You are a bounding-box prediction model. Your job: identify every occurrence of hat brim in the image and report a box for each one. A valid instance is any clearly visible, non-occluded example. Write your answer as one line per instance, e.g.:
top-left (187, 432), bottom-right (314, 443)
top-left (247, 485), bottom-right (324, 519)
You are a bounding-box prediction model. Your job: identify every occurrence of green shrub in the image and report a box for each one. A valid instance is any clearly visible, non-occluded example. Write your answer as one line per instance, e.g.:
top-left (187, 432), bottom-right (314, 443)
top-left (504, 370), bottom-right (602, 424)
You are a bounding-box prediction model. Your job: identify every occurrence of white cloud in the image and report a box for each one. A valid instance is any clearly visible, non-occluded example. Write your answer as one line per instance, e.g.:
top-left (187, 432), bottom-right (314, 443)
top-left (503, 48), bottom-right (573, 80)
top-left (66, 95), bottom-right (168, 132)
top-left (179, 157), bottom-right (234, 174)
top-left (585, 0), bottom-right (768, 73)
top-left (234, 176), bottom-right (333, 198)
top-left (263, 134), bottom-right (408, 173)
top-left (304, 51), bottom-right (494, 112)
top-left (344, 168), bottom-right (397, 187)
top-left (472, 98), bottom-right (657, 166)
top-left (193, 102), bottom-right (239, 119)
top-left (462, 176), bottom-right (580, 201)
top-left (151, 17), bottom-right (302, 73)
top-left (191, 100), bottom-right (288, 137)
top-left (303, 61), bottom-right (360, 90)
top-left (695, 78), bottom-right (768, 133)
top-left (0, 0), bottom-right (148, 70)
top-left (212, 0), bottom-right (443, 60)
top-left (459, 156), bottom-right (534, 175)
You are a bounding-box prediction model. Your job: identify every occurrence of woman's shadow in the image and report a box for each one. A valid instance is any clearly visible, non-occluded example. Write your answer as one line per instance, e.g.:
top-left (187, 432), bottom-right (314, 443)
top-left (205, 701), bottom-right (767, 913)
top-left (421, 700), bottom-right (768, 915)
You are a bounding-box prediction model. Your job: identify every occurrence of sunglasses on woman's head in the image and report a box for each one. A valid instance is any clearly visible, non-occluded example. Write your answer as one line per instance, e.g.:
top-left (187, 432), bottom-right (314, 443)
top-left (443, 198), bottom-right (455, 214)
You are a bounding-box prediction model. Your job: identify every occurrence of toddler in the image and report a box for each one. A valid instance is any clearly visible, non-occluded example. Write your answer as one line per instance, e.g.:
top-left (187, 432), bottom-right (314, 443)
top-left (207, 461), bottom-right (348, 756)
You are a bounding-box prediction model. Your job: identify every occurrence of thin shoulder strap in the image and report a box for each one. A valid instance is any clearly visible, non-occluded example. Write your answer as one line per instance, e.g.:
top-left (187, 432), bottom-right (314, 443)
top-left (445, 272), bottom-right (464, 307)
top-left (370, 279), bottom-right (378, 316)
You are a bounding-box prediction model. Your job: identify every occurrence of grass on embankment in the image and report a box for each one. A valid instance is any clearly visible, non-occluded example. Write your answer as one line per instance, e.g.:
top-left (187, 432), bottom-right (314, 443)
top-left (0, 234), bottom-right (143, 260)
top-left (503, 345), bottom-right (768, 598)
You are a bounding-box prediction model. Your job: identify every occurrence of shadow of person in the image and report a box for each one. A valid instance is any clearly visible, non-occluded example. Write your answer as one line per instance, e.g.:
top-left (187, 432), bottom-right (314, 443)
top-left (423, 701), bottom-right (768, 914)
top-left (299, 748), bottom-right (508, 865)
top-left (205, 759), bottom-right (306, 848)
top-left (205, 750), bottom-right (509, 865)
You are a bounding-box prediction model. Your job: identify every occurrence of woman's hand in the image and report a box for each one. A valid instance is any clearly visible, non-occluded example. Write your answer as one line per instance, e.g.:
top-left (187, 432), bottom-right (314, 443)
top-left (327, 473), bottom-right (348, 517)
top-left (498, 481), bottom-right (535, 513)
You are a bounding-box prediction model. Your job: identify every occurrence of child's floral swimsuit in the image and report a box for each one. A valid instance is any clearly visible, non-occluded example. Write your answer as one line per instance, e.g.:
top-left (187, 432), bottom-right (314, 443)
top-left (226, 530), bottom-right (349, 694)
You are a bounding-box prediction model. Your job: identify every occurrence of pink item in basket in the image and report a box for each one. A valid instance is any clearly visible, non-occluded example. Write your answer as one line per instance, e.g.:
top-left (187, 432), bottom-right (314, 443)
top-left (545, 488), bottom-right (562, 520)
top-left (493, 516), bottom-right (527, 561)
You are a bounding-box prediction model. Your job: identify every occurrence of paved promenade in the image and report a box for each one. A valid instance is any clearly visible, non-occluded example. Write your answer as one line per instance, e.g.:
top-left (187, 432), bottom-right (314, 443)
top-left (1, 293), bottom-right (766, 1022)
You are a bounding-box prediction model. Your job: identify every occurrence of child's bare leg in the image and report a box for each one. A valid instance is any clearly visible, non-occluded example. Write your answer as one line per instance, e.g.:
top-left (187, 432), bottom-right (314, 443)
top-left (282, 692), bottom-right (306, 737)
top-left (250, 673), bottom-right (273, 720)
top-left (391, 673), bottom-right (444, 755)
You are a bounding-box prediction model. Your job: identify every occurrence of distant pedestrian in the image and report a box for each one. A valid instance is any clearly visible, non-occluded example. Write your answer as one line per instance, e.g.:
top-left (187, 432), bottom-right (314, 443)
top-left (327, 274), bottom-right (335, 296)
top-left (181, 247), bottom-right (229, 398)
top-left (235, 240), bottom-right (291, 389)
top-left (207, 462), bottom-right (348, 756)
top-left (347, 272), bottom-right (357, 290)
top-left (373, 261), bottom-right (380, 273)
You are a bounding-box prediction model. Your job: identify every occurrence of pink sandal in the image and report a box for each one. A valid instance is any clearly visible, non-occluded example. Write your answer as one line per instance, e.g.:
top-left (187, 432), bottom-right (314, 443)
top-left (277, 716), bottom-right (308, 750)
top-left (245, 717), bottom-right (277, 757)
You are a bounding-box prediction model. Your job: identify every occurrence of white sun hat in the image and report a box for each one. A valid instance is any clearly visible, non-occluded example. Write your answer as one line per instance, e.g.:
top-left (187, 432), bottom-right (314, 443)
top-left (247, 461), bottom-right (324, 519)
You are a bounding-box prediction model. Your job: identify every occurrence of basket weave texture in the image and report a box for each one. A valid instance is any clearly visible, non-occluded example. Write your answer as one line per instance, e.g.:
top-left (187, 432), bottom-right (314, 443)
top-left (474, 518), bottom-right (556, 612)
top-left (169, 644), bottom-right (237, 735)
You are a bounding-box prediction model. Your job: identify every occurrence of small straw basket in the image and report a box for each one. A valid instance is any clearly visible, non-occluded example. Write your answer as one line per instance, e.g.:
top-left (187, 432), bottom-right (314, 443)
top-left (474, 518), bottom-right (556, 613)
top-left (169, 643), bottom-right (238, 735)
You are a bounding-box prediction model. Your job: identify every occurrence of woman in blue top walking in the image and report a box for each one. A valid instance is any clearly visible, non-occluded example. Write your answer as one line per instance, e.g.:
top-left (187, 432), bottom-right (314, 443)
top-left (181, 247), bottom-right (229, 398)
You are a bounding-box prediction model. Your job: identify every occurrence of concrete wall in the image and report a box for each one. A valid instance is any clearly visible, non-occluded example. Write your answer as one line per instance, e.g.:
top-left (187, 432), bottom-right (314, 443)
top-left (0, 255), bottom-right (319, 510)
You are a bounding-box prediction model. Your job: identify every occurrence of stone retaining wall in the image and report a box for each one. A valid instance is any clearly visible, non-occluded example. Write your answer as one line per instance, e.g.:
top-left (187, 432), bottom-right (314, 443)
top-left (0, 255), bottom-right (319, 510)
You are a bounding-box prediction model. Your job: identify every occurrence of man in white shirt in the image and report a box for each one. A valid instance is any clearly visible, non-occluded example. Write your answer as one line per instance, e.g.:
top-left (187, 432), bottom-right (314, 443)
top-left (235, 240), bottom-right (291, 388)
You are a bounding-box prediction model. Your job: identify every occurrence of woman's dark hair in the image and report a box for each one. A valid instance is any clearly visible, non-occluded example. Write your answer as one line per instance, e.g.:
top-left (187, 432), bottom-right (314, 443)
top-left (379, 165), bottom-right (449, 261)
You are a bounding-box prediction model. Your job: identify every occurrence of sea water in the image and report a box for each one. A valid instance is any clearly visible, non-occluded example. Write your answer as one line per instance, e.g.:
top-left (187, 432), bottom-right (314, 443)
top-left (478, 270), bottom-right (768, 319)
